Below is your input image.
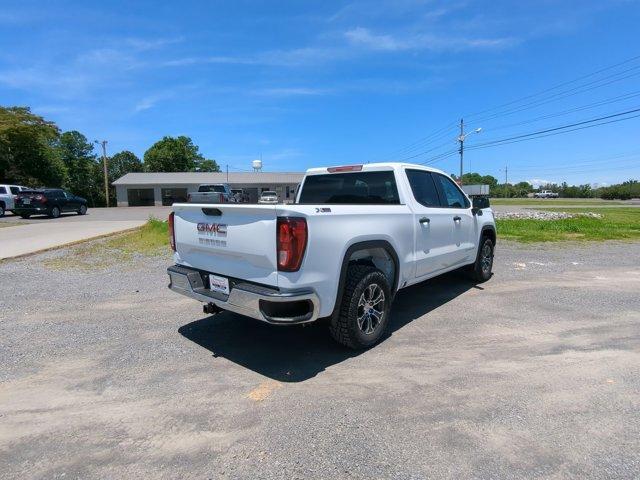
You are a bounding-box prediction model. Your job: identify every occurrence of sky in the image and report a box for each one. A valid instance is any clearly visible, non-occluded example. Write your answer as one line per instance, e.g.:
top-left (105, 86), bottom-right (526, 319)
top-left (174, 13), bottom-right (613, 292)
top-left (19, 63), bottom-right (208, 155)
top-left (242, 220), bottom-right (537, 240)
top-left (1, 0), bottom-right (639, 186)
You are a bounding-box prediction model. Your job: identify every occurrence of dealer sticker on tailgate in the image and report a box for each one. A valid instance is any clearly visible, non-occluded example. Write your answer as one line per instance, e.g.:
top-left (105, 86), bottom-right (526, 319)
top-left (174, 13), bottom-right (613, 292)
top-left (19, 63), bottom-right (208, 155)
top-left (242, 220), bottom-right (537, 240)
top-left (209, 274), bottom-right (230, 295)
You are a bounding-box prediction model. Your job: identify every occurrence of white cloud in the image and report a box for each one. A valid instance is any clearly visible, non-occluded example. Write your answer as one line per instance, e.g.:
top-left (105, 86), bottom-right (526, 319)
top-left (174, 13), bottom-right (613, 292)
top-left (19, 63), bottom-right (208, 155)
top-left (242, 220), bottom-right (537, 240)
top-left (528, 178), bottom-right (556, 187)
top-left (344, 27), bottom-right (517, 52)
top-left (345, 27), bottom-right (405, 51)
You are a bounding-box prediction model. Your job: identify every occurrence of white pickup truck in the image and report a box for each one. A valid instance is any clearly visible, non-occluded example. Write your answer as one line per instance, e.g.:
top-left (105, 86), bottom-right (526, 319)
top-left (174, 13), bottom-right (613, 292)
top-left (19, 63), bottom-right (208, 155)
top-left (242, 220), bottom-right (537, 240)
top-left (167, 163), bottom-right (496, 348)
top-left (0, 184), bottom-right (29, 217)
top-left (534, 190), bottom-right (559, 198)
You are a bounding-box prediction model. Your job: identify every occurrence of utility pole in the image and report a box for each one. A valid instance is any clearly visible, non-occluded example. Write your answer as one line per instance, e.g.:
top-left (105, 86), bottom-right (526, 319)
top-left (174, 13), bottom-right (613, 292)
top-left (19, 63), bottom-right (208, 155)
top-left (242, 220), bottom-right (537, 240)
top-left (458, 118), bottom-right (464, 183)
top-left (95, 140), bottom-right (109, 207)
top-left (504, 165), bottom-right (508, 185)
top-left (226, 164), bottom-right (229, 182)
top-left (456, 120), bottom-right (482, 185)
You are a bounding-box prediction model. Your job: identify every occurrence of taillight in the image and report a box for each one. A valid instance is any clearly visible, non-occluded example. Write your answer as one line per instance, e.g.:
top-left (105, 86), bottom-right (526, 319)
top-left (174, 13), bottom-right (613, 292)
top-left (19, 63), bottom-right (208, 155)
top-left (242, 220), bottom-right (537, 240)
top-left (277, 217), bottom-right (307, 272)
top-left (35, 194), bottom-right (46, 203)
top-left (187, 193), bottom-right (191, 202)
top-left (220, 193), bottom-right (225, 203)
top-left (168, 212), bottom-right (176, 251)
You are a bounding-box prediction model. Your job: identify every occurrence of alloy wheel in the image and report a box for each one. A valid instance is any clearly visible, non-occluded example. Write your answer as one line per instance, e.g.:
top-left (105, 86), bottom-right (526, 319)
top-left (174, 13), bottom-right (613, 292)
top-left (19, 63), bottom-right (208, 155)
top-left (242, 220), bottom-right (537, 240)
top-left (356, 283), bottom-right (385, 335)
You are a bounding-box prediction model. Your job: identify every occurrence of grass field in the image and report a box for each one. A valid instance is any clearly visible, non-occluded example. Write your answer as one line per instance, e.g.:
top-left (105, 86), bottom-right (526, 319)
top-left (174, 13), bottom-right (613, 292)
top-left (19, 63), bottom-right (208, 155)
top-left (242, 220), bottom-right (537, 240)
top-left (43, 218), bottom-right (170, 270)
top-left (497, 207), bottom-right (640, 242)
top-left (490, 198), bottom-right (626, 206)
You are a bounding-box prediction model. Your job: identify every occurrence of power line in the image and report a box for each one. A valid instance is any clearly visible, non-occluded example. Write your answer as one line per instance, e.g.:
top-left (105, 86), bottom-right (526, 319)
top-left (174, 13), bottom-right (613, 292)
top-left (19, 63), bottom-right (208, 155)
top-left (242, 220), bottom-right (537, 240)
top-left (379, 54), bottom-right (640, 167)
top-left (467, 107), bottom-right (640, 150)
top-left (467, 67), bottom-right (640, 127)
top-left (464, 53), bottom-right (640, 121)
top-left (486, 89), bottom-right (640, 133)
top-left (373, 122), bottom-right (458, 162)
top-left (506, 150), bottom-right (640, 173)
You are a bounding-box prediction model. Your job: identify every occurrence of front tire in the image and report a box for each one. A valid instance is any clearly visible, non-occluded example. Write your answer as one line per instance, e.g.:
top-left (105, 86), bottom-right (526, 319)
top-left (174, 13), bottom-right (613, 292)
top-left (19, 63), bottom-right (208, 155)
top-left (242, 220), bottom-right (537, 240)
top-left (0, 205), bottom-right (4, 217)
top-left (49, 206), bottom-right (61, 218)
top-left (329, 265), bottom-right (392, 349)
top-left (20, 214), bottom-right (31, 219)
top-left (470, 237), bottom-right (494, 282)
top-left (77, 205), bottom-right (87, 215)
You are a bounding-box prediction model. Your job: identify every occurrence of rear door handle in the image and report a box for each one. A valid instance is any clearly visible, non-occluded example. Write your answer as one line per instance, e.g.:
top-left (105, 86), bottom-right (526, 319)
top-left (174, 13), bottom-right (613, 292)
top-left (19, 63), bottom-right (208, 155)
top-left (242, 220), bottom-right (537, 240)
top-left (453, 216), bottom-right (461, 222)
top-left (419, 217), bottom-right (430, 224)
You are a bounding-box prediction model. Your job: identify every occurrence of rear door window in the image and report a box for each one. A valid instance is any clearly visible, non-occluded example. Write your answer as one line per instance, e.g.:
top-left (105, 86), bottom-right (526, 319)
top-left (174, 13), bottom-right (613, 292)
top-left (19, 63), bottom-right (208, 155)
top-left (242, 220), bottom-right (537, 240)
top-left (48, 190), bottom-right (64, 199)
top-left (298, 171), bottom-right (400, 204)
top-left (406, 169), bottom-right (440, 207)
top-left (0, 187), bottom-right (6, 194)
top-left (10, 187), bottom-right (20, 194)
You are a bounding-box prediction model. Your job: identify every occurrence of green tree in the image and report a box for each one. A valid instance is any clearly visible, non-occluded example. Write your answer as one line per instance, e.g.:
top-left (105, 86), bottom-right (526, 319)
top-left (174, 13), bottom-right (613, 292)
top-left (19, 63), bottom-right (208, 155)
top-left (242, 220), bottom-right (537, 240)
top-left (0, 106), bottom-right (66, 186)
top-left (107, 150), bottom-right (143, 205)
top-left (109, 150), bottom-right (143, 181)
top-left (144, 136), bottom-right (205, 172)
top-left (195, 158), bottom-right (221, 172)
top-left (56, 131), bottom-right (101, 206)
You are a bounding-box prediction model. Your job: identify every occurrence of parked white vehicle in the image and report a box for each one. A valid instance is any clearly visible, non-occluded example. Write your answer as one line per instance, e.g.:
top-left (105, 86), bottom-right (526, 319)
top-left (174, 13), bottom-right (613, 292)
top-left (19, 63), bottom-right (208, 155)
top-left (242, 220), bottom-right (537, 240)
top-left (258, 191), bottom-right (278, 204)
top-left (167, 163), bottom-right (496, 349)
top-left (534, 190), bottom-right (559, 198)
top-left (0, 184), bottom-right (29, 217)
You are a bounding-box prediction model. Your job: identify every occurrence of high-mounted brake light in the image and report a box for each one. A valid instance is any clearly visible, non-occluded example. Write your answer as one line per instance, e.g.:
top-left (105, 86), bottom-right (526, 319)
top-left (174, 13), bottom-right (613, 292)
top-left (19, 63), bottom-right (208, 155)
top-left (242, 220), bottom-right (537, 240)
top-left (327, 165), bottom-right (363, 173)
top-left (277, 217), bottom-right (307, 272)
top-left (168, 212), bottom-right (176, 251)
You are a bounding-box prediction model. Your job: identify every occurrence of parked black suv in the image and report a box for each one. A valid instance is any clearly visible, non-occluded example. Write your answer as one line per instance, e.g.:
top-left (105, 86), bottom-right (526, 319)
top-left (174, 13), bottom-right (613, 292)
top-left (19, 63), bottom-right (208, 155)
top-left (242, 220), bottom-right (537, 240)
top-left (14, 189), bottom-right (88, 218)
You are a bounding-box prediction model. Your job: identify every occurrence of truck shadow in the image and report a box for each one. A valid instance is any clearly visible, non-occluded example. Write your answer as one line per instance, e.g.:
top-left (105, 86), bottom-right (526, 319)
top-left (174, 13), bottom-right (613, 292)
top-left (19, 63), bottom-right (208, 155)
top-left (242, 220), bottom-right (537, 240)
top-left (178, 271), bottom-right (479, 383)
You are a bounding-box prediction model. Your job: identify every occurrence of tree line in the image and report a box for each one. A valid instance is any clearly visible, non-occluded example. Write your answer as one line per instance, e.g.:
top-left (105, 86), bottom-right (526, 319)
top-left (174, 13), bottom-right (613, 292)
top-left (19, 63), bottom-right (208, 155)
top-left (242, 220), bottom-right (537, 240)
top-left (453, 172), bottom-right (638, 199)
top-left (0, 106), bottom-right (220, 207)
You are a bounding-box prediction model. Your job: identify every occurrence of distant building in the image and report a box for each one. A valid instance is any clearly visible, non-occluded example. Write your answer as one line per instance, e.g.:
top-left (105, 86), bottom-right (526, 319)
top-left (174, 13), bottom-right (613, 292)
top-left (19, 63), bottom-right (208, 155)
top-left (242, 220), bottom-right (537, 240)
top-left (461, 184), bottom-right (490, 197)
top-left (112, 172), bottom-right (304, 206)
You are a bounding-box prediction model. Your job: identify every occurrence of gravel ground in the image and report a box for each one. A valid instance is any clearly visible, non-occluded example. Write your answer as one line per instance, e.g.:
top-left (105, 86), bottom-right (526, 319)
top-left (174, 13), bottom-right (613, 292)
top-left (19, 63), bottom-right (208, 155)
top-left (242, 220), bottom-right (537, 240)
top-left (1, 240), bottom-right (639, 479)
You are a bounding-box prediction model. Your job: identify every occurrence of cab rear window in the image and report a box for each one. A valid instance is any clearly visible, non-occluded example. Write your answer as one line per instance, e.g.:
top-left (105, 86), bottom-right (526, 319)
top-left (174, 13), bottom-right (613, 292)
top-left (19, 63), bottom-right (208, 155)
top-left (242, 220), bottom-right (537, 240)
top-left (298, 171), bottom-right (400, 204)
top-left (198, 185), bottom-right (225, 193)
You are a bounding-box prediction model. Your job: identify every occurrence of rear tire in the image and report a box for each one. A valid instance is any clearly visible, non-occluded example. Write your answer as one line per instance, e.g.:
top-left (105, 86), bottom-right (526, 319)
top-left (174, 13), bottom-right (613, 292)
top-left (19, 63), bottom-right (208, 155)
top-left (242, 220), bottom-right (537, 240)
top-left (0, 204), bottom-right (4, 217)
top-left (49, 206), bottom-right (61, 218)
top-left (77, 205), bottom-right (87, 215)
top-left (469, 236), bottom-right (494, 282)
top-left (329, 265), bottom-right (392, 349)
top-left (20, 214), bottom-right (30, 219)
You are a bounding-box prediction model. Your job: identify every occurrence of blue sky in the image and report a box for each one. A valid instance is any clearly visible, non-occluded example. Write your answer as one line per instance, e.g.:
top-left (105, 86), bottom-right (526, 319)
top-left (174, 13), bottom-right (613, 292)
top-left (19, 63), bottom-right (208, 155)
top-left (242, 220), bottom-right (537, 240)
top-left (1, 0), bottom-right (639, 186)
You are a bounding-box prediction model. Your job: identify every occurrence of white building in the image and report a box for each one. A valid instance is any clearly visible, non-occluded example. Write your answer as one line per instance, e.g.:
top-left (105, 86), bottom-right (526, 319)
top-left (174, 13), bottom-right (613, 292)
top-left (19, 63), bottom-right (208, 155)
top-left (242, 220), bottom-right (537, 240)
top-left (112, 172), bottom-right (304, 206)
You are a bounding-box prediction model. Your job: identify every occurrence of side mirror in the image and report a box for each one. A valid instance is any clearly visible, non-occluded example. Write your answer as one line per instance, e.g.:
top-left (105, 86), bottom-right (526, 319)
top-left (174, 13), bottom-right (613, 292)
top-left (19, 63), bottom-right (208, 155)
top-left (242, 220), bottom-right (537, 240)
top-left (472, 196), bottom-right (490, 210)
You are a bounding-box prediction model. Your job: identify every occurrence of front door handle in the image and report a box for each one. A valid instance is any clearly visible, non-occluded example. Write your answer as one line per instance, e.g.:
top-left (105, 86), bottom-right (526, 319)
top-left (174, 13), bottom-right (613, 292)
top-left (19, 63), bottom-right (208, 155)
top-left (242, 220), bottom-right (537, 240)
top-left (419, 217), bottom-right (430, 224)
top-left (453, 216), bottom-right (461, 222)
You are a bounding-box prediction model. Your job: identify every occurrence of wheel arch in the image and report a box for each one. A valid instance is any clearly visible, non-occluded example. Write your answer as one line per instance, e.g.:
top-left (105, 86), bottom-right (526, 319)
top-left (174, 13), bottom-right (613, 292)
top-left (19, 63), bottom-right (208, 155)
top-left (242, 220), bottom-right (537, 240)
top-left (329, 240), bottom-right (400, 321)
top-left (481, 225), bottom-right (496, 245)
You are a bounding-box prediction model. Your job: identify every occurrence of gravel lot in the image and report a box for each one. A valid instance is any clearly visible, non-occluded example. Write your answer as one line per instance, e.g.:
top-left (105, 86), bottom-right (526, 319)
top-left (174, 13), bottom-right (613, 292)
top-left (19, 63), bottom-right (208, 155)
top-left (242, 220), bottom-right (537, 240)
top-left (1, 240), bottom-right (639, 479)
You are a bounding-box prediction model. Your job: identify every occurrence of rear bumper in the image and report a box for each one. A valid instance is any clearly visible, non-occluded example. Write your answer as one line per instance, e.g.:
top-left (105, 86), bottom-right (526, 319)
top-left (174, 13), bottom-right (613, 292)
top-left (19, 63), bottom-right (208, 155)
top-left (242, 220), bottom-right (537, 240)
top-left (13, 206), bottom-right (48, 214)
top-left (167, 265), bottom-right (320, 324)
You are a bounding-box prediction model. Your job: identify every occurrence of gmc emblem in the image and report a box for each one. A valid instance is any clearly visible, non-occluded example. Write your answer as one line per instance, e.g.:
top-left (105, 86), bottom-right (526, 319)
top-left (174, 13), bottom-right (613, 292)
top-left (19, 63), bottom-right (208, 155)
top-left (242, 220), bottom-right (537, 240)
top-left (197, 222), bottom-right (227, 236)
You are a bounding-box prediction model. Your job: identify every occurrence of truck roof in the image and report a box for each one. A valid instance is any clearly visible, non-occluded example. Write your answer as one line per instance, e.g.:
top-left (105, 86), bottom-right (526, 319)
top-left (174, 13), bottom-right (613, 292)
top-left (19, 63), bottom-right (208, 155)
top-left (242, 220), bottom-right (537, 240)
top-left (305, 162), bottom-right (447, 176)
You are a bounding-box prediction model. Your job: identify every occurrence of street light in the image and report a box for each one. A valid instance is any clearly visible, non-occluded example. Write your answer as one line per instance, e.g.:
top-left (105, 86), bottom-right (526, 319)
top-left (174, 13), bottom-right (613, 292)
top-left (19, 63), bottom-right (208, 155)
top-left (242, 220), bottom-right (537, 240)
top-left (457, 119), bottom-right (481, 183)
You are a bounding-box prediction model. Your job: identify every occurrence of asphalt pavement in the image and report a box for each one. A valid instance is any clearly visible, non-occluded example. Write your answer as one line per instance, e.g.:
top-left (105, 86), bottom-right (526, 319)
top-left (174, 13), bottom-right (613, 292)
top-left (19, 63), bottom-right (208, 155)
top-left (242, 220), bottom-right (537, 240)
top-left (1, 239), bottom-right (639, 479)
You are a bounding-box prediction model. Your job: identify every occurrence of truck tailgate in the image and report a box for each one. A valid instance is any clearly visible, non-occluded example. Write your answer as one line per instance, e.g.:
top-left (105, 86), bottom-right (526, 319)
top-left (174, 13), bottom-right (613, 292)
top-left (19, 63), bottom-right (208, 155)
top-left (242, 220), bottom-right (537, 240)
top-left (172, 203), bottom-right (279, 286)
